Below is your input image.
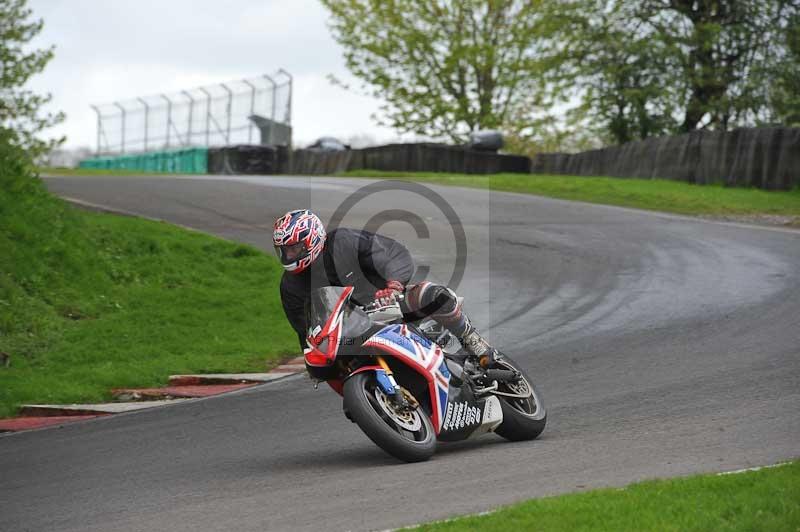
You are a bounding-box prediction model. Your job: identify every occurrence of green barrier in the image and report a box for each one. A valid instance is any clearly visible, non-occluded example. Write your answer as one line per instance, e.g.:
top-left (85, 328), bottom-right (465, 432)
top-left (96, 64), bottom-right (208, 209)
top-left (78, 148), bottom-right (209, 174)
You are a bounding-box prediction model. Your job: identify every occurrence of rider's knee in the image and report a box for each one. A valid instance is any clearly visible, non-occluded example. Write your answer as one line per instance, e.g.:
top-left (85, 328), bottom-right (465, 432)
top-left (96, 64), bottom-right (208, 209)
top-left (406, 282), bottom-right (460, 318)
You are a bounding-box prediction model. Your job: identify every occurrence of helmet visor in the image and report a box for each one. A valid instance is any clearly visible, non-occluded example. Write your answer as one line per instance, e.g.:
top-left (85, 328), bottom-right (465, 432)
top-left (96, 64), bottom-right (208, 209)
top-left (275, 242), bottom-right (309, 265)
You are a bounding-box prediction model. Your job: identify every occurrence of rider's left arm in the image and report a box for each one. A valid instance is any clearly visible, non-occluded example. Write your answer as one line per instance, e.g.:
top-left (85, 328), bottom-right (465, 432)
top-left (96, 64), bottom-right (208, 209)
top-left (280, 277), bottom-right (309, 350)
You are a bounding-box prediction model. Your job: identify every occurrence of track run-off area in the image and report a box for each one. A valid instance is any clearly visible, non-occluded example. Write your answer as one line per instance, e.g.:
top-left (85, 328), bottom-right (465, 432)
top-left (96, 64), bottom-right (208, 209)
top-left (1, 175), bottom-right (798, 532)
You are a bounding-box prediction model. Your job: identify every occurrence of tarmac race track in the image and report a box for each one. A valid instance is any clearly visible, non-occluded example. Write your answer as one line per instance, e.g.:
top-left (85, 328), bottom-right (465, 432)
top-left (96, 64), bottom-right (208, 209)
top-left (1, 175), bottom-right (798, 531)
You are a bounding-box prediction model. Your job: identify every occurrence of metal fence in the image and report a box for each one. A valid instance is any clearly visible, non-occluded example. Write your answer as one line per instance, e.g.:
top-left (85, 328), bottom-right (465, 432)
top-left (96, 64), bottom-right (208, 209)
top-left (91, 71), bottom-right (292, 155)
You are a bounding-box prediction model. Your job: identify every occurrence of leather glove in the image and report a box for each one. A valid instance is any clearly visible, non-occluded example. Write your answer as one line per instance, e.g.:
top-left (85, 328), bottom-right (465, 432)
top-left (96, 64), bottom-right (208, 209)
top-left (374, 280), bottom-right (405, 307)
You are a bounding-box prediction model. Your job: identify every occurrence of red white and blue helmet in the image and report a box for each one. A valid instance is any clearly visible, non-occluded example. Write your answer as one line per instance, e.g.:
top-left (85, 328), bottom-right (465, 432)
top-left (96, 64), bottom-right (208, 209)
top-left (272, 209), bottom-right (327, 274)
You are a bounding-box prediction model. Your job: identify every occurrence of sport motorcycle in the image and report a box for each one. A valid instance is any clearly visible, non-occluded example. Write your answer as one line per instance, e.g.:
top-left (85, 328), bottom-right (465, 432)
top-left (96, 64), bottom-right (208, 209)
top-left (303, 286), bottom-right (546, 462)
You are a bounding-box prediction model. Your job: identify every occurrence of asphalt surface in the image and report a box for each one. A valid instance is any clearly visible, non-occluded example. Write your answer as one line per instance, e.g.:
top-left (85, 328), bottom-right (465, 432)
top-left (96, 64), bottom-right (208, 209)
top-left (1, 175), bottom-right (798, 532)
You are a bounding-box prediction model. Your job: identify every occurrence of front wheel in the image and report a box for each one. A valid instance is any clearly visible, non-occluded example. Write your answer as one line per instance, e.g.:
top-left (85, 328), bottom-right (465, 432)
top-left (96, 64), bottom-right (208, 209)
top-left (343, 372), bottom-right (436, 463)
top-left (492, 355), bottom-right (547, 441)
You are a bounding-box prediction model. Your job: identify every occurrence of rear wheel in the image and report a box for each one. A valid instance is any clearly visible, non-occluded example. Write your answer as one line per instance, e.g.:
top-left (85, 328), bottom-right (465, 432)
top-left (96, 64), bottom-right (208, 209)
top-left (343, 372), bottom-right (436, 463)
top-left (492, 355), bottom-right (547, 441)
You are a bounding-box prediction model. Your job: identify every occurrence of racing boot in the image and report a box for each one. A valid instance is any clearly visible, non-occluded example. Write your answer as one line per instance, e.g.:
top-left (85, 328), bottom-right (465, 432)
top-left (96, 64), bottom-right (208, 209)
top-left (459, 322), bottom-right (501, 369)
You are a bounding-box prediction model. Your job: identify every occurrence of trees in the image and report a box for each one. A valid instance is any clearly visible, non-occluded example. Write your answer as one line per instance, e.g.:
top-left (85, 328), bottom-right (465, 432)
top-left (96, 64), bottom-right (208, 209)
top-left (662, 0), bottom-right (797, 132)
top-left (324, 0), bottom-right (799, 150)
top-left (0, 0), bottom-right (64, 159)
top-left (770, 12), bottom-right (800, 126)
top-left (555, 0), bottom-right (800, 144)
top-left (321, 0), bottom-right (556, 142)
top-left (551, 1), bottom-right (683, 145)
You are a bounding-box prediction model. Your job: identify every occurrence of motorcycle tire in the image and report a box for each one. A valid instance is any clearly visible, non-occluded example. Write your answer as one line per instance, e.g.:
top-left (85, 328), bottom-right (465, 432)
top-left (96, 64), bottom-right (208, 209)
top-left (493, 355), bottom-right (547, 442)
top-left (343, 372), bottom-right (436, 463)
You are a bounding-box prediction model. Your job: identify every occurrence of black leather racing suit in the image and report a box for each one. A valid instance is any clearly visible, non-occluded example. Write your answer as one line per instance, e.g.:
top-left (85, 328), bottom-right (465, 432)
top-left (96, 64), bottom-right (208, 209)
top-left (279, 228), bottom-right (466, 350)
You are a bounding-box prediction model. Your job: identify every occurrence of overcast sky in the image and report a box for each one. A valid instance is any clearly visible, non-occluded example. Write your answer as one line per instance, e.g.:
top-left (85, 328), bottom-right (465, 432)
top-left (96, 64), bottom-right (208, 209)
top-left (27, 0), bottom-right (406, 149)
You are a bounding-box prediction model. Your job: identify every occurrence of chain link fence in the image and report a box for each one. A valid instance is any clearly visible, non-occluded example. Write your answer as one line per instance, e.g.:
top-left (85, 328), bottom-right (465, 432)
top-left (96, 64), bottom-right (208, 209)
top-left (91, 71), bottom-right (292, 155)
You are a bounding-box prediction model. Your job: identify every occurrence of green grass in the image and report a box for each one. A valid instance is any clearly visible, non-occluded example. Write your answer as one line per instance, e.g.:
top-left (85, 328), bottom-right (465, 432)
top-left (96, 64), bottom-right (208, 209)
top-left (39, 166), bottom-right (169, 177)
top-left (1, 160), bottom-right (295, 417)
top-left (341, 170), bottom-right (800, 217)
top-left (413, 462), bottom-right (800, 531)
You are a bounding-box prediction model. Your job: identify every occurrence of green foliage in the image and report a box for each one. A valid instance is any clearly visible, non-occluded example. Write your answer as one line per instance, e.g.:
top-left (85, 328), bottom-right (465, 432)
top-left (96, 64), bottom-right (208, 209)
top-left (546, 0), bottom-right (800, 144)
top-left (0, 0), bottom-right (64, 159)
top-left (321, 0), bottom-right (556, 143)
top-left (572, 3), bottom-right (680, 143)
top-left (322, 0), bottom-right (799, 148)
top-left (414, 462), bottom-right (800, 531)
top-left (770, 13), bottom-right (800, 126)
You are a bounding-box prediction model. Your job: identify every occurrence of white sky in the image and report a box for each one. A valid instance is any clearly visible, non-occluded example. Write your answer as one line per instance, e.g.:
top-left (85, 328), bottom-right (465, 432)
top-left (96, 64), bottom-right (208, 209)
top-left (26, 0), bottom-right (407, 149)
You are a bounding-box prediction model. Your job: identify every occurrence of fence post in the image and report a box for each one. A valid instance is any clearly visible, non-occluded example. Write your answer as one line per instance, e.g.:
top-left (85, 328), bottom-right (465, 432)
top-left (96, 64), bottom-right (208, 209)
top-left (221, 83), bottom-right (233, 144)
top-left (91, 105), bottom-right (102, 155)
top-left (278, 68), bottom-right (292, 125)
top-left (182, 90), bottom-right (194, 146)
top-left (200, 87), bottom-right (212, 146)
top-left (263, 74), bottom-right (277, 123)
top-left (113, 102), bottom-right (126, 154)
top-left (242, 79), bottom-right (256, 144)
top-left (137, 97), bottom-right (149, 152)
top-left (161, 94), bottom-right (173, 148)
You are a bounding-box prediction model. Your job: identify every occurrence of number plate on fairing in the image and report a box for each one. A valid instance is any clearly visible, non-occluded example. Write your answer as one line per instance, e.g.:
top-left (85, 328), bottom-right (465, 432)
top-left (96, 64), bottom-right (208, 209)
top-left (437, 392), bottom-right (503, 441)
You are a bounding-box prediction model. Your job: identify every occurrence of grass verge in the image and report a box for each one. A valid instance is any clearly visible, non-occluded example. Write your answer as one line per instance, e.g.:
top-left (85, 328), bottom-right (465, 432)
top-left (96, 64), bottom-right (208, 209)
top-left (39, 166), bottom-right (170, 177)
top-left (412, 461), bottom-right (800, 531)
top-left (341, 170), bottom-right (800, 217)
top-left (1, 164), bottom-right (295, 418)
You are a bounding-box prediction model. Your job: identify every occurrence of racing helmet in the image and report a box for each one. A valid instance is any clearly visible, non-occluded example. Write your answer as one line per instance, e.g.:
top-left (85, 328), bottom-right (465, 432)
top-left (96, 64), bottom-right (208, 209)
top-left (272, 209), bottom-right (327, 274)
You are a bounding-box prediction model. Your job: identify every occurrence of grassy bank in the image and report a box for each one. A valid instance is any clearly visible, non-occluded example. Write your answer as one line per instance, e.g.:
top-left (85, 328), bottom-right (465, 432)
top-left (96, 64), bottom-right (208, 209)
top-left (1, 163), bottom-right (295, 417)
top-left (413, 461), bottom-right (800, 531)
top-left (342, 170), bottom-right (800, 217)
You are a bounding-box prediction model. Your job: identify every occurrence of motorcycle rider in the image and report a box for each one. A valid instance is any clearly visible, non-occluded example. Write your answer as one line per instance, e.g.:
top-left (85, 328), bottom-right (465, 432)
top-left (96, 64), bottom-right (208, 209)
top-left (273, 209), bottom-right (500, 367)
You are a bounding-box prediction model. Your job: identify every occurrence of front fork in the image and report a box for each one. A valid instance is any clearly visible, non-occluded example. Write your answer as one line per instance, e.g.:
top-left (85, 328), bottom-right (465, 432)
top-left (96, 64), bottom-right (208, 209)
top-left (374, 355), bottom-right (417, 410)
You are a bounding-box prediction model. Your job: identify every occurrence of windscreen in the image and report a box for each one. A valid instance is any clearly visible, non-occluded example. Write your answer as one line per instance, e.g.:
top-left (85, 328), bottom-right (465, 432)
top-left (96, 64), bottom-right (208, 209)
top-left (305, 286), bottom-right (374, 341)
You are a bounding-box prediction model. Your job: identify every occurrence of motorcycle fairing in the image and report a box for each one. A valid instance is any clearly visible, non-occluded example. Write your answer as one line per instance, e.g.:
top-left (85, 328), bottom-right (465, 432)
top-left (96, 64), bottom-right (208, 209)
top-left (436, 386), bottom-right (503, 441)
top-left (304, 286), bottom-right (354, 367)
top-left (363, 323), bottom-right (450, 433)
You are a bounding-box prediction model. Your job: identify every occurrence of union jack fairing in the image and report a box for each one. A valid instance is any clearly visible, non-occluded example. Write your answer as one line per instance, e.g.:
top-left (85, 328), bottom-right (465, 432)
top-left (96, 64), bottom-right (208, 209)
top-left (302, 286), bottom-right (547, 462)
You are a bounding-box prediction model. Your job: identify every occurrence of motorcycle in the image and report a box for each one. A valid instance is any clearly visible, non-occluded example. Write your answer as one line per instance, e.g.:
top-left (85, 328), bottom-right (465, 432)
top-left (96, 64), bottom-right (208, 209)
top-left (303, 286), bottom-right (547, 462)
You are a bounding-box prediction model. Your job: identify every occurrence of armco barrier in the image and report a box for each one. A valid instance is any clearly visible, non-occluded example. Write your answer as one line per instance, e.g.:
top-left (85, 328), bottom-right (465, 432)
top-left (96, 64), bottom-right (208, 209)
top-left (531, 127), bottom-right (800, 190)
top-left (79, 148), bottom-right (208, 174)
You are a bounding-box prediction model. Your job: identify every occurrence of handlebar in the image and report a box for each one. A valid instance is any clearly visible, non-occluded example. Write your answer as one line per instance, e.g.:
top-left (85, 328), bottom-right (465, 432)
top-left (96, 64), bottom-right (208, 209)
top-left (361, 293), bottom-right (405, 314)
